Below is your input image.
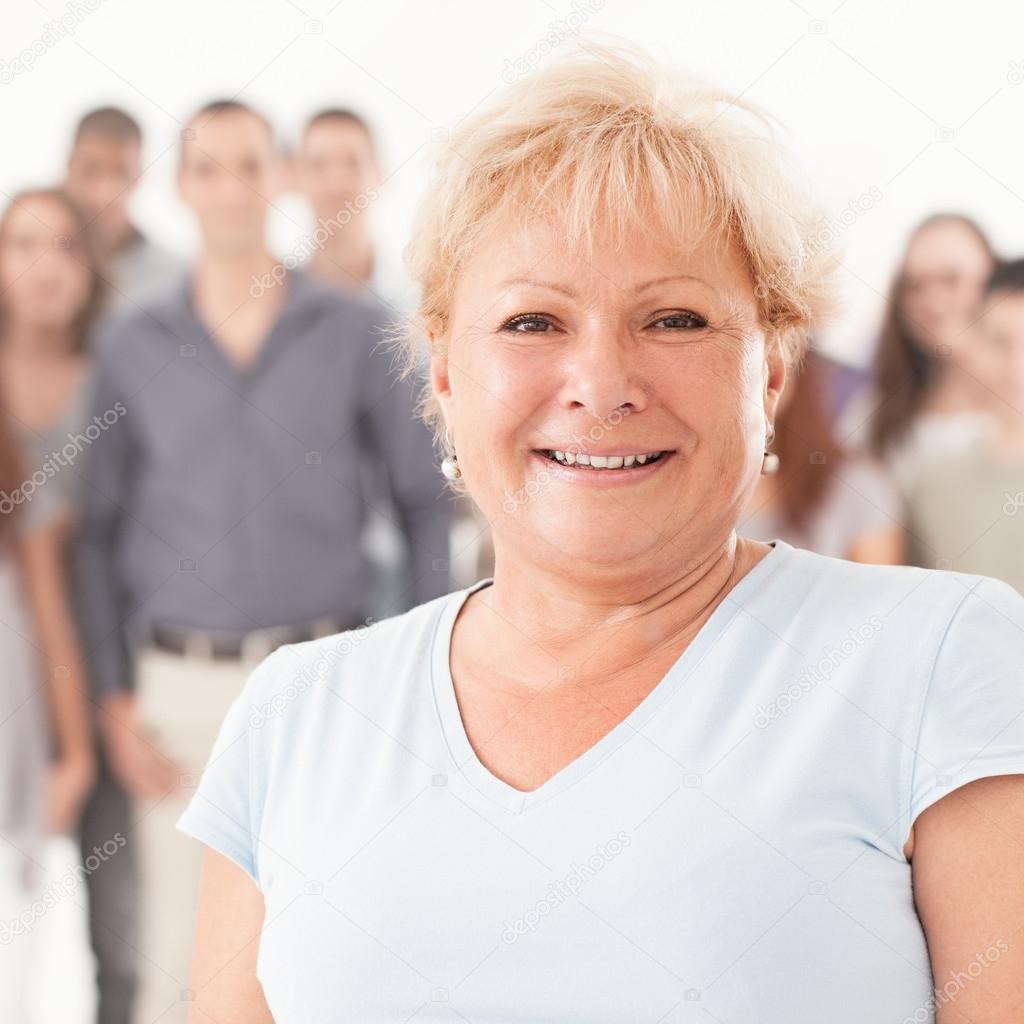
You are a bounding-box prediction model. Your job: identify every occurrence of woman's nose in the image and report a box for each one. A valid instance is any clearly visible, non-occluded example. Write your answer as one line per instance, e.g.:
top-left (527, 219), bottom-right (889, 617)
top-left (558, 328), bottom-right (648, 419)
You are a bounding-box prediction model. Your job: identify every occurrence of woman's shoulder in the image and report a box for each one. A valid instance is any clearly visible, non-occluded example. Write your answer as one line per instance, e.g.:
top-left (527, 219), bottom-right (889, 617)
top-left (769, 540), bottom-right (1023, 644)
top-left (235, 588), bottom-right (465, 727)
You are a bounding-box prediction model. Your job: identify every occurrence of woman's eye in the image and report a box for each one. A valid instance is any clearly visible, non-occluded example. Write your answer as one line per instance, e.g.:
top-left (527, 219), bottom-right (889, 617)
top-left (651, 311), bottom-right (708, 330)
top-left (501, 314), bottom-right (554, 333)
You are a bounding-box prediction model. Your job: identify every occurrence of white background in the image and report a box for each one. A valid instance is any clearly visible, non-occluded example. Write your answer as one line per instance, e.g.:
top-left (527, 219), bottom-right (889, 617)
top-left (3, 0), bottom-right (1024, 368)
top-left (2, 1), bottom-right (1023, 1019)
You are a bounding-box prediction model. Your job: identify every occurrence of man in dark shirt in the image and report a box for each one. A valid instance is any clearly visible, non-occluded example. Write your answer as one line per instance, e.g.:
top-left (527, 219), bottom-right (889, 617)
top-left (65, 104), bottom-right (183, 1024)
top-left (64, 106), bottom-right (182, 312)
top-left (73, 99), bottom-right (450, 1024)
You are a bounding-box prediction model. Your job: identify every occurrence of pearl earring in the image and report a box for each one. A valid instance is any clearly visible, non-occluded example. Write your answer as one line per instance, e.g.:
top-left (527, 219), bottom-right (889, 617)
top-left (441, 426), bottom-right (461, 481)
top-left (761, 422), bottom-right (779, 475)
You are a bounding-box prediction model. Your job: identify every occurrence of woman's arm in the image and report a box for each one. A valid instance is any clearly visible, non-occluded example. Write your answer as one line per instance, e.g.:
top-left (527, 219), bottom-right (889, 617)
top-left (188, 848), bottom-right (275, 1023)
top-left (911, 774), bottom-right (1024, 1022)
top-left (18, 518), bottom-right (95, 833)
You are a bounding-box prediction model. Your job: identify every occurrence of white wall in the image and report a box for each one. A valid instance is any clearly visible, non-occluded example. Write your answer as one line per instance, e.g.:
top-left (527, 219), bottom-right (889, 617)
top-left (3, 0), bottom-right (1023, 366)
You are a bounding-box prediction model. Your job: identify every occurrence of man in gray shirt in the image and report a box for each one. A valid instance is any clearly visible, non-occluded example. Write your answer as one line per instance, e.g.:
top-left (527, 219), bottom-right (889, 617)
top-left (64, 107), bottom-right (183, 312)
top-left (65, 104), bottom-right (183, 1024)
top-left (73, 99), bottom-right (450, 1024)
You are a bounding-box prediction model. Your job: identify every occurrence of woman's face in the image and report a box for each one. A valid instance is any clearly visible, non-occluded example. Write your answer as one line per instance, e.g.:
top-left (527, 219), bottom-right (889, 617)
top-left (900, 221), bottom-right (992, 355)
top-left (0, 196), bottom-right (93, 335)
top-left (431, 216), bottom-right (786, 573)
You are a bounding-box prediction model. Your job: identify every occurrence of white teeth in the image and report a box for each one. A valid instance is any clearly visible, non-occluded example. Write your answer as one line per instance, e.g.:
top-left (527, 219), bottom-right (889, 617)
top-left (544, 450), bottom-right (664, 469)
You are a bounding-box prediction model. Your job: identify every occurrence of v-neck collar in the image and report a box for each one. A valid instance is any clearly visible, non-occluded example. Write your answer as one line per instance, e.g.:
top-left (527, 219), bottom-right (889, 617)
top-left (172, 266), bottom-right (323, 382)
top-left (431, 539), bottom-right (791, 815)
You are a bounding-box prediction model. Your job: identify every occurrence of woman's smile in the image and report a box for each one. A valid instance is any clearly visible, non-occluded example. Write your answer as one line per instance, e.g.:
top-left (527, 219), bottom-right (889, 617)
top-left (531, 446), bottom-right (677, 484)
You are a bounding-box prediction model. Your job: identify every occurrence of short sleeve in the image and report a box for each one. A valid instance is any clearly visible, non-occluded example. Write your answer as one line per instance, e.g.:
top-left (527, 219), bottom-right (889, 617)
top-left (175, 647), bottom-right (289, 886)
top-left (908, 575), bottom-right (1024, 833)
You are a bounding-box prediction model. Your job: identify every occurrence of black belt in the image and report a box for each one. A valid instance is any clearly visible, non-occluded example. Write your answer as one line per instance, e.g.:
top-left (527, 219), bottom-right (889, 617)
top-left (146, 616), bottom-right (365, 661)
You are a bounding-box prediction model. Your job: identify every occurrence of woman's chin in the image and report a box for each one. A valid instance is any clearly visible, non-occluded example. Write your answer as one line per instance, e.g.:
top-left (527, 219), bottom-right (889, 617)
top-left (525, 519), bottom-right (664, 568)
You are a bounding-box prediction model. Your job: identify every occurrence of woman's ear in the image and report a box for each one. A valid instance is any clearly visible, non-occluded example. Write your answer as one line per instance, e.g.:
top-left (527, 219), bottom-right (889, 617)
top-left (763, 329), bottom-right (789, 423)
top-left (428, 330), bottom-right (453, 421)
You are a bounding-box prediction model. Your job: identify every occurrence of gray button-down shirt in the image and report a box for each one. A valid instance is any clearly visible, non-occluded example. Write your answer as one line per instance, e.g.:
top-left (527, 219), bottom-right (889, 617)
top-left (73, 268), bottom-right (451, 696)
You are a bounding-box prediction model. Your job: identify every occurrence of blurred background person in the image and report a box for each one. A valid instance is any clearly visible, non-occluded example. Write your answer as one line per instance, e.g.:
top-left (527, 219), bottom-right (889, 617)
top-left (72, 98), bottom-right (450, 1024)
top-left (64, 107), bottom-right (182, 313)
top-left (838, 213), bottom-right (999, 496)
top-left (810, 347), bottom-right (871, 426)
top-left (0, 201), bottom-right (96, 1022)
top-left (0, 190), bottom-right (102, 515)
top-left (739, 347), bottom-right (903, 563)
top-left (905, 259), bottom-right (1024, 589)
top-left (294, 107), bottom-right (380, 294)
top-left (297, 107), bottom-right (407, 614)
top-left (295, 106), bottom-right (476, 597)
top-left (0, 186), bottom-right (137, 1024)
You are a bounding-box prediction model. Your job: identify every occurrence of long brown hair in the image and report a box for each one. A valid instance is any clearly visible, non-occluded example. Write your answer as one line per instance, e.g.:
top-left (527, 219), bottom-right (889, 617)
top-left (0, 187), bottom-right (107, 355)
top-left (0, 188), bottom-right (105, 543)
top-left (867, 213), bottom-right (994, 458)
top-left (0, 392), bottom-right (27, 547)
top-left (772, 348), bottom-right (844, 534)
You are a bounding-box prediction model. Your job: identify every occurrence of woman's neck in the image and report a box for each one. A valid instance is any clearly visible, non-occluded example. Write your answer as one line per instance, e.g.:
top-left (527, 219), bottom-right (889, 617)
top-left (194, 248), bottom-right (281, 301)
top-left (463, 531), bottom-right (769, 691)
top-left (920, 362), bottom-right (984, 416)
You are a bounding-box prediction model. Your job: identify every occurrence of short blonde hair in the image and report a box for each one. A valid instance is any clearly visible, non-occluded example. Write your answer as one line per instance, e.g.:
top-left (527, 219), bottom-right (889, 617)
top-left (396, 40), bottom-right (841, 447)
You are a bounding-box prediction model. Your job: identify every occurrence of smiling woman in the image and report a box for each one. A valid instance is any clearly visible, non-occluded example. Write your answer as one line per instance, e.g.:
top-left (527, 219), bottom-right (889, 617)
top-left (177, 41), bottom-right (1024, 1023)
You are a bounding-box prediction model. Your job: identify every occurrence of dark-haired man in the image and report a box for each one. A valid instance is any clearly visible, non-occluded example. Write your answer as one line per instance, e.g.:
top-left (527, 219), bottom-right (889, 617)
top-left (64, 106), bottom-right (181, 312)
top-left (295, 107), bottom-right (381, 294)
top-left (74, 100), bottom-right (450, 1024)
top-left (64, 105), bottom-right (183, 1024)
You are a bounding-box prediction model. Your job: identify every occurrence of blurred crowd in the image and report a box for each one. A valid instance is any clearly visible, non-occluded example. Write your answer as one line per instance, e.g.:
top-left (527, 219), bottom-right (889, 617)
top-left (0, 99), bottom-right (1021, 1024)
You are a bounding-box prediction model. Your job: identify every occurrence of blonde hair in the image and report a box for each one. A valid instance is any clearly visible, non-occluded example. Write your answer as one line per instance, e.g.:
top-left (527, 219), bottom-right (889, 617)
top-left (395, 39), bottom-right (841, 448)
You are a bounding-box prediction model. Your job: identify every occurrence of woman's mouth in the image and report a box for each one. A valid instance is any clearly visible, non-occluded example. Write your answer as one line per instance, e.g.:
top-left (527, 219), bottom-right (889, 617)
top-left (530, 448), bottom-right (676, 484)
top-left (538, 448), bottom-right (670, 469)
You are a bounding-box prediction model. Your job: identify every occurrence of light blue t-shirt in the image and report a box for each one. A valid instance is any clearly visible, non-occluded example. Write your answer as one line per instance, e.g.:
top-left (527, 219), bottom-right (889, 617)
top-left (177, 539), bottom-right (1024, 1022)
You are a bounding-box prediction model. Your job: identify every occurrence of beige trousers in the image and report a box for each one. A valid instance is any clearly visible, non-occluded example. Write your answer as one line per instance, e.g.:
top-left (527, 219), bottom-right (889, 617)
top-left (131, 646), bottom-right (260, 1024)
